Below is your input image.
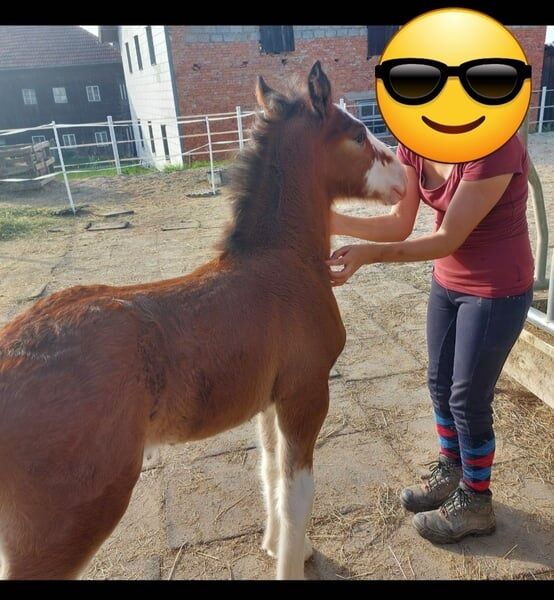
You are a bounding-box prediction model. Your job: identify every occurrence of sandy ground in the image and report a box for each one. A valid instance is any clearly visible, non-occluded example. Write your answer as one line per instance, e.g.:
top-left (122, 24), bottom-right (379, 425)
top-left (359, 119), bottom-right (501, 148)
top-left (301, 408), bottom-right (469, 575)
top-left (0, 134), bottom-right (553, 580)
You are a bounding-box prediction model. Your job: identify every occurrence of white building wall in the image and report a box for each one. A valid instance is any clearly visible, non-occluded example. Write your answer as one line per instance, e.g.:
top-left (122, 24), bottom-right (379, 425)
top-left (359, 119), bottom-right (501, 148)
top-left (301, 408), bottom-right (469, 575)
top-left (119, 25), bottom-right (182, 169)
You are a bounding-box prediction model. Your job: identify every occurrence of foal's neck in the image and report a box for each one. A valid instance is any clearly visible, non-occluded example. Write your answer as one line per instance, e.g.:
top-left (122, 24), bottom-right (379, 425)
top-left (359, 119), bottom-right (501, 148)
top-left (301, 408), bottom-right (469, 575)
top-left (274, 158), bottom-right (331, 261)
top-left (225, 139), bottom-right (331, 262)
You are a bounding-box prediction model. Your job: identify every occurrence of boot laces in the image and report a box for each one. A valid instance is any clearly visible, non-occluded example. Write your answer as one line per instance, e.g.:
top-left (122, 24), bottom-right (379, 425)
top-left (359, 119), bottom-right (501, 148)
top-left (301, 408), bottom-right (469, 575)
top-left (424, 460), bottom-right (453, 490)
top-left (440, 487), bottom-right (471, 519)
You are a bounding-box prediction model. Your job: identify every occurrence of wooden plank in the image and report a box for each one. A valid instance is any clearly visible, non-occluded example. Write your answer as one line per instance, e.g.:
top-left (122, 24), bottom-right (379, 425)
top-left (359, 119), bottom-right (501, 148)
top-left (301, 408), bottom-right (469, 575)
top-left (31, 141), bottom-right (50, 152)
top-left (504, 327), bottom-right (554, 409)
top-left (0, 175), bottom-right (55, 190)
top-left (0, 148), bottom-right (33, 159)
top-left (85, 221), bottom-right (130, 232)
top-left (32, 159), bottom-right (54, 171)
top-left (0, 164), bottom-right (34, 176)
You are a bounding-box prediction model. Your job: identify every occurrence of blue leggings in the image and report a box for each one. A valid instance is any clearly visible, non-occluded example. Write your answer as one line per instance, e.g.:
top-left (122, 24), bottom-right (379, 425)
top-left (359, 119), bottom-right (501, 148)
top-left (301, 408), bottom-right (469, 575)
top-left (427, 276), bottom-right (533, 439)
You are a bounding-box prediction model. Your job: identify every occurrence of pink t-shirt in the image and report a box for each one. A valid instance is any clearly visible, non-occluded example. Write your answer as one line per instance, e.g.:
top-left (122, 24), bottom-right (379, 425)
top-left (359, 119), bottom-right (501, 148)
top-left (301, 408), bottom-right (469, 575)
top-left (396, 135), bottom-right (534, 298)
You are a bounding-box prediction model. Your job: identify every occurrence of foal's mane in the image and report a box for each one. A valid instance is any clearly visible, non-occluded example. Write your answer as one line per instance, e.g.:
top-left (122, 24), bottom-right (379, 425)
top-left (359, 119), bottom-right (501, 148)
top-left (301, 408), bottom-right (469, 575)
top-left (220, 81), bottom-right (314, 256)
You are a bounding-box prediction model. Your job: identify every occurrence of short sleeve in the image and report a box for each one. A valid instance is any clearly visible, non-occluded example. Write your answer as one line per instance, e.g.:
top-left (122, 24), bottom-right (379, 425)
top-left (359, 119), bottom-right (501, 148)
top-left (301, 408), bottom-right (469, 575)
top-left (462, 135), bottom-right (525, 181)
top-left (396, 143), bottom-right (417, 168)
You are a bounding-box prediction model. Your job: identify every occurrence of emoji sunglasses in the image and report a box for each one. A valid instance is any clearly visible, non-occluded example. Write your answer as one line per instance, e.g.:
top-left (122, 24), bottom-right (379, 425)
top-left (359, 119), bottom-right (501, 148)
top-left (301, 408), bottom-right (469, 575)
top-left (375, 58), bottom-right (532, 106)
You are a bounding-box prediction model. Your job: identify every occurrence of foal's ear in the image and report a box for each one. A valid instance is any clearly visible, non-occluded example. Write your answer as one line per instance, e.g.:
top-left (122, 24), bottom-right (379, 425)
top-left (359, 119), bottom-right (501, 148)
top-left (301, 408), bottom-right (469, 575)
top-left (255, 76), bottom-right (290, 119)
top-left (308, 61), bottom-right (332, 119)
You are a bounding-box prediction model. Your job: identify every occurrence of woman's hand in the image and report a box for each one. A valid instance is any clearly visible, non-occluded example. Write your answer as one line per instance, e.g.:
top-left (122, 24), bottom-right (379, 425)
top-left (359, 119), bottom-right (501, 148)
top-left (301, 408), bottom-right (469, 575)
top-left (325, 244), bottom-right (382, 286)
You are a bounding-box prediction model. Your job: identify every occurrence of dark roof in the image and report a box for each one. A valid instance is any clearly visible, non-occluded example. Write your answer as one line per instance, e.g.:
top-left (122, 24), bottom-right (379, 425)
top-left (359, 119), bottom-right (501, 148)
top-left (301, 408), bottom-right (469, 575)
top-left (0, 26), bottom-right (121, 71)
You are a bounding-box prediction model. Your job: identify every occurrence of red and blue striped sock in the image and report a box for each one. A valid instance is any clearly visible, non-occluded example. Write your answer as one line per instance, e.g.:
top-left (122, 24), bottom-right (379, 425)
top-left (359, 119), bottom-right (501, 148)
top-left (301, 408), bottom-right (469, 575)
top-left (434, 410), bottom-right (461, 463)
top-left (459, 432), bottom-right (495, 493)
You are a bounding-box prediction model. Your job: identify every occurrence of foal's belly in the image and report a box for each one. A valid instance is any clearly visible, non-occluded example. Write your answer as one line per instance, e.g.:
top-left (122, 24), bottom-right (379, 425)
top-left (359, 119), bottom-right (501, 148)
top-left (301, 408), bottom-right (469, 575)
top-left (152, 367), bottom-right (274, 444)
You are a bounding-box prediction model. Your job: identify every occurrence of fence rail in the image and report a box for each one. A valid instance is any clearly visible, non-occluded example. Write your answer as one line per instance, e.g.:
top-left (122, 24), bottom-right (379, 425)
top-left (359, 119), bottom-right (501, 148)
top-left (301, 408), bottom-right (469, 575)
top-left (1, 87), bottom-right (553, 192)
top-left (1, 90), bottom-right (553, 332)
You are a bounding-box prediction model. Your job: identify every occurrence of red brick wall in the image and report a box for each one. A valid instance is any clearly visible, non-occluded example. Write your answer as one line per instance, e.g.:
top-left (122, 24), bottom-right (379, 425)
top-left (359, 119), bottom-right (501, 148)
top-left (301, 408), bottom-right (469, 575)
top-left (169, 28), bottom-right (377, 115)
top-left (509, 26), bottom-right (547, 129)
top-left (168, 25), bottom-right (546, 155)
top-left (169, 27), bottom-right (379, 159)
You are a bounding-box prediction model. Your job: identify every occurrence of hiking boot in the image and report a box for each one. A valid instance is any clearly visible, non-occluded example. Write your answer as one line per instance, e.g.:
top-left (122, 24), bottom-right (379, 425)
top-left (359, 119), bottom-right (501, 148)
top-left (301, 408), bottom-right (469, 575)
top-left (412, 481), bottom-right (496, 544)
top-left (400, 456), bottom-right (462, 513)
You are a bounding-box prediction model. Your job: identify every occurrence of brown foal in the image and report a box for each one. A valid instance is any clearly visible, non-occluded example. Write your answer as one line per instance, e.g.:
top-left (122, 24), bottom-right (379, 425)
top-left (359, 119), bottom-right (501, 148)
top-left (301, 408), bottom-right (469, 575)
top-left (0, 61), bottom-right (406, 579)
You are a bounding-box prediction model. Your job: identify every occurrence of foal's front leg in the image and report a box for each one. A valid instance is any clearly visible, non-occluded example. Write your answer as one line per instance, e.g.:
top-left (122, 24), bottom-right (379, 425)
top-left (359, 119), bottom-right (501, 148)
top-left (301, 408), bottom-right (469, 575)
top-left (274, 384), bottom-right (329, 580)
top-left (258, 405), bottom-right (280, 557)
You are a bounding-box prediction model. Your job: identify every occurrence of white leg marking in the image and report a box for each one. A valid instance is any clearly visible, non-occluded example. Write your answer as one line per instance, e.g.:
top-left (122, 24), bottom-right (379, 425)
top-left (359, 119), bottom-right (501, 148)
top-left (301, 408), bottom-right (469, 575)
top-left (276, 467), bottom-right (314, 580)
top-left (258, 407), bottom-right (280, 558)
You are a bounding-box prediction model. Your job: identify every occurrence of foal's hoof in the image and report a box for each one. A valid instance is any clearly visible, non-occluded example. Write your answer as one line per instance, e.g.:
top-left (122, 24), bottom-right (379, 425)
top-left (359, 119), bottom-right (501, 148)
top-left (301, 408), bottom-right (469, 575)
top-left (261, 536), bottom-right (313, 561)
top-left (304, 537), bottom-right (313, 562)
top-left (262, 538), bottom-right (278, 559)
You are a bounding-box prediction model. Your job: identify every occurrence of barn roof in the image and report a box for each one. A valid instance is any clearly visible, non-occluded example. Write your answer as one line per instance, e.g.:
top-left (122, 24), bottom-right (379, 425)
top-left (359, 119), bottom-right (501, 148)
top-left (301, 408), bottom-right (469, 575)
top-left (0, 25), bottom-right (121, 71)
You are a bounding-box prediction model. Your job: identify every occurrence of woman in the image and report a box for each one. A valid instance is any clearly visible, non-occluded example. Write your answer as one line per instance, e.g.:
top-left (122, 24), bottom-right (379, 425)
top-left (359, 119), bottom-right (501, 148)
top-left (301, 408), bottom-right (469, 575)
top-left (327, 134), bottom-right (534, 544)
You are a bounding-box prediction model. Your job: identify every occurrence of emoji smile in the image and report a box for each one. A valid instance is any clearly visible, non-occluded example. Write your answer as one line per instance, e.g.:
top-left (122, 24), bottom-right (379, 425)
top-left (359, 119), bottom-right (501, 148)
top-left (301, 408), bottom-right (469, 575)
top-left (422, 115), bottom-right (486, 134)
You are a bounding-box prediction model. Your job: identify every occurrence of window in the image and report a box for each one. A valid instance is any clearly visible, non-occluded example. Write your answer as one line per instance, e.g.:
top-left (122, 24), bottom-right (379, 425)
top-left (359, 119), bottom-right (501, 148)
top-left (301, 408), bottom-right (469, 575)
top-left (119, 82), bottom-right (128, 100)
top-left (95, 131), bottom-right (109, 146)
top-left (22, 88), bottom-right (37, 105)
top-left (357, 100), bottom-right (387, 135)
top-left (53, 87), bottom-right (68, 103)
top-left (146, 26), bottom-right (156, 65)
top-left (134, 35), bottom-right (143, 71)
top-left (62, 134), bottom-right (76, 147)
top-left (31, 135), bottom-right (46, 144)
top-left (125, 42), bottom-right (133, 73)
top-left (148, 121), bottom-right (156, 154)
top-left (259, 26), bottom-right (294, 54)
top-left (161, 124), bottom-right (170, 160)
top-left (86, 85), bottom-right (101, 102)
top-left (367, 26), bottom-right (399, 57)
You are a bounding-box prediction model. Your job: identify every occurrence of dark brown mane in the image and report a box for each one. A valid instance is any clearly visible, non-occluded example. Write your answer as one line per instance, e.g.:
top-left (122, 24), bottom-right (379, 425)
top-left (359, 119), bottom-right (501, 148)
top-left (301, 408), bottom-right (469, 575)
top-left (220, 90), bottom-right (310, 256)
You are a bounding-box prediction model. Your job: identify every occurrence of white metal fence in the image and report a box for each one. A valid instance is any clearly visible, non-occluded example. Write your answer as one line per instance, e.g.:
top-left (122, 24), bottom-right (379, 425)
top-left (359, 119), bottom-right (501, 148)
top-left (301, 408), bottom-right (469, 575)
top-left (1, 88), bottom-right (553, 216)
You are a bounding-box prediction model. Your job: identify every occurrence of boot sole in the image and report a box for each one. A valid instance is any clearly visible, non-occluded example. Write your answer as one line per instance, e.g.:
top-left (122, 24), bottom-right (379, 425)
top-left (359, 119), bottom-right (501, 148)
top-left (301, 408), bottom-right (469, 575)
top-left (413, 520), bottom-right (496, 544)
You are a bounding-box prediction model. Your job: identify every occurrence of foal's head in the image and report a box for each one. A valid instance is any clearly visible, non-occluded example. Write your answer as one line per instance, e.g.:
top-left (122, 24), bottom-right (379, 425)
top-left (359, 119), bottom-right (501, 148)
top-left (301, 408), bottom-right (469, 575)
top-left (254, 61), bottom-right (407, 205)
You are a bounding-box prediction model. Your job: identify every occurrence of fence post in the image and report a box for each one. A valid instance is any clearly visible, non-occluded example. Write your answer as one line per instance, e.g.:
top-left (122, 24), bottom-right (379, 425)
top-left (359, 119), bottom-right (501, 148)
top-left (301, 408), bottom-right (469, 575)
top-left (538, 86), bottom-right (547, 133)
top-left (51, 121), bottom-right (76, 215)
top-left (205, 115), bottom-right (216, 195)
top-left (339, 98), bottom-right (346, 111)
top-left (131, 117), bottom-right (142, 158)
top-left (236, 105), bottom-right (244, 150)
top-left (107, 116), bottom-right (122, 175)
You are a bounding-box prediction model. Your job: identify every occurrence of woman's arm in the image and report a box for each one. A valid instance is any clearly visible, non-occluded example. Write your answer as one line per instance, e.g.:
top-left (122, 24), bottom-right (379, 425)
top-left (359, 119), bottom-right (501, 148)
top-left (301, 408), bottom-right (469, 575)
top-left (327, 173), bottom-right (513, 286)
top-left (330, 165), bottom-right (420, 242)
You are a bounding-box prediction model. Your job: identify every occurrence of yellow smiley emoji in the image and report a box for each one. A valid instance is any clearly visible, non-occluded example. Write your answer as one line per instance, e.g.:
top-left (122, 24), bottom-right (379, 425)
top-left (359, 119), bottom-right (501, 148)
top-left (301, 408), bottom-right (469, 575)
top-left (375, 8), bottom-right (532, 163)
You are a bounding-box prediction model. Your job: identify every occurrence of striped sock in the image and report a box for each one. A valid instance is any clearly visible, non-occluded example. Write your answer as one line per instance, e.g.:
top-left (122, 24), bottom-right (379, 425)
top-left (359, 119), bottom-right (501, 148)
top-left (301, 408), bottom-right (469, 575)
top-left (434, 410), bottom-right (461, 463)
top-left (459, 432), bottom-right (495, 493)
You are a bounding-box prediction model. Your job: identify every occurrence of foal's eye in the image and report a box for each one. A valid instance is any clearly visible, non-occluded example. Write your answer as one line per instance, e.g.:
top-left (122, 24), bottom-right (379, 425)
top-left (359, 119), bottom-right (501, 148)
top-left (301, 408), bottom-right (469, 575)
top-left (354, 131), bottom-right (366, 145)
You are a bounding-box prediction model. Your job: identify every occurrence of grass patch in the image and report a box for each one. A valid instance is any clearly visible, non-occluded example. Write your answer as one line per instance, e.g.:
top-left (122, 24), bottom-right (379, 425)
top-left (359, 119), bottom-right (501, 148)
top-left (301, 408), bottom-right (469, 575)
top-left (0, 206), bottom-right (60, 241)
top-left (56, 165), bottom-right (153, 181)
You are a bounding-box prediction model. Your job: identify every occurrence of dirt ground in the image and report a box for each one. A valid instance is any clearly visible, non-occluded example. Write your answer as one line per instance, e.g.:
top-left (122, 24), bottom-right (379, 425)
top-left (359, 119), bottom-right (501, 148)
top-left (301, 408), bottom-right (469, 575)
top-left (0, 134), bottom-right (553, 580)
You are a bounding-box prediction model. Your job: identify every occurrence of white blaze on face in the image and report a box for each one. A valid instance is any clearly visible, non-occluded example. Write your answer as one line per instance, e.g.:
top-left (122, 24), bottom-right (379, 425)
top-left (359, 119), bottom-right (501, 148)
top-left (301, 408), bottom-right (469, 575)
top-left (336, 104), bottom-right (406, 205)
top-left (364, 131), bottom-right (407, 205)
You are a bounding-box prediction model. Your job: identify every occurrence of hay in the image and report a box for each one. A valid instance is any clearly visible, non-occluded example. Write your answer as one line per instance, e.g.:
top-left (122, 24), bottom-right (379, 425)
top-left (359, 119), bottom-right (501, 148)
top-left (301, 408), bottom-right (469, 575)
top-left (493, 382), bottom-right (554, 486)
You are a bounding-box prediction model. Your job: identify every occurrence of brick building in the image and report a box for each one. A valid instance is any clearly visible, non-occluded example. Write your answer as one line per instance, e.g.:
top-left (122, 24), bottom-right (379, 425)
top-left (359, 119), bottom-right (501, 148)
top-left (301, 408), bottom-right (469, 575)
top-left (100, 25), bottom-right (547, 168)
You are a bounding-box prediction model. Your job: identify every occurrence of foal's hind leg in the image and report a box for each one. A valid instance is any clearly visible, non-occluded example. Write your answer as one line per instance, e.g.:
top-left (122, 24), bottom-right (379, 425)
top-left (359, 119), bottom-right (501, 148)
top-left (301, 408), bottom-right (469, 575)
top-left (1, 470), bottom-right (139, 580)
top-left (274, 382), bottom-right (329, 580)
